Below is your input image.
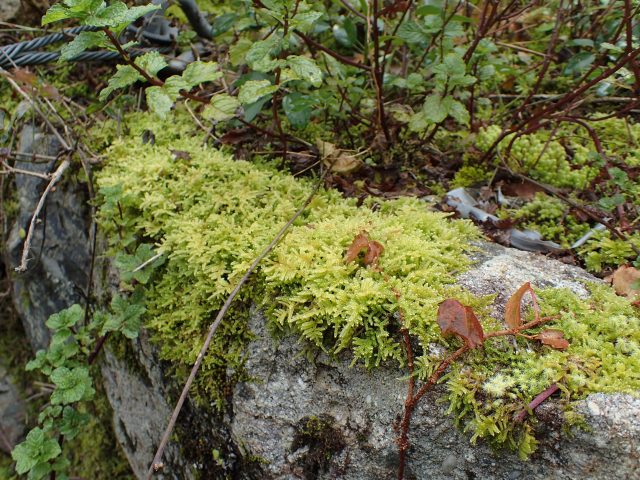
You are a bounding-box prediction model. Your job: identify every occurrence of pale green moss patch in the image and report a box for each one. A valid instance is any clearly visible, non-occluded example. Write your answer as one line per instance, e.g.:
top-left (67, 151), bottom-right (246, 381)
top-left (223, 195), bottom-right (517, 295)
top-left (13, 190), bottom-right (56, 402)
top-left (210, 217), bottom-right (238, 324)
top-left (95, 113), bottom-right (640, 455)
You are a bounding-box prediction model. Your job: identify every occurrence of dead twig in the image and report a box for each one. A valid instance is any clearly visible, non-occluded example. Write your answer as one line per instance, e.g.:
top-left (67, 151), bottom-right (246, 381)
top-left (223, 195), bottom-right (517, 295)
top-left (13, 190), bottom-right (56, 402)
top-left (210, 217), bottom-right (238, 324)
top-left (146, 162), bottom-right (333, 478)
top-left (15, 154), bottom-right (72, 273)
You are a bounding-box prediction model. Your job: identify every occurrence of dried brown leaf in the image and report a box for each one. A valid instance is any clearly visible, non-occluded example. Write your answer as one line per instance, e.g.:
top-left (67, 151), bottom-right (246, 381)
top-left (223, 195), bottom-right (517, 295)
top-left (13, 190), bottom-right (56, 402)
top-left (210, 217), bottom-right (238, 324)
top-left (12, 68), bottom-right (37, 86)
top-left (317, 139), bottom-right (363, 174)
top-left (606, 265), bottom-right (640, 299)
top-left (534, 329), bottom-right (569, 350)
top-left (437, 299), bottom-right (484, 348)
top-left (504, 282), bottom-right (537, 330)
top-left (344, 232), bottom-right (384, 267)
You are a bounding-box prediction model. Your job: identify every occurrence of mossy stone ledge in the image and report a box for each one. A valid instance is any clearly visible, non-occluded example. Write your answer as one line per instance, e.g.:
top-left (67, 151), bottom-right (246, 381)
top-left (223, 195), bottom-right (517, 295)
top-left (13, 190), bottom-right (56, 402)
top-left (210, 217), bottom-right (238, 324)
top-left (94, 113), bottom-right (639, 479)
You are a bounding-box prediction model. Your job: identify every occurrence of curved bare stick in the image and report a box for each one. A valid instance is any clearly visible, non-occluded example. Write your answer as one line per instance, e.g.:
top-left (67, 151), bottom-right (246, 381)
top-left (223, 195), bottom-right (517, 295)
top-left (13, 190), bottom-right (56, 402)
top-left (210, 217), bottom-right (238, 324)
top-left (15, 155), bottom-right (71, 273)
top-left (146, 165), bottom-right (332, 478)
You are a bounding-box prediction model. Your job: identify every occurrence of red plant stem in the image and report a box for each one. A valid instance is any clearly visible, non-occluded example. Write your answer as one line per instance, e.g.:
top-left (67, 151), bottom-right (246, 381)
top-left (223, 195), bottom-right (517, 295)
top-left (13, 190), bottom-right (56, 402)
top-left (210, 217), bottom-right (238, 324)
top-left (483, 315), bottom-right (558, 340)
top-left (397, 345), bottom-right (469, 480)
top-left (514, 383), bottom-right (560, 422)
top-left (481, 46), bottom-right (640, 163)
top-left (295, 29), bottom-right (371, 71)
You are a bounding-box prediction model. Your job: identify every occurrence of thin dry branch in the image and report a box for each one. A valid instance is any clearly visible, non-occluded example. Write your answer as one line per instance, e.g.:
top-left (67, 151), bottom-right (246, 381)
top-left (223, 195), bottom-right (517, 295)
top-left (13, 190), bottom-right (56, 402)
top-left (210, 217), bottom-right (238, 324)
top-left (15, 155), bottom-right (71, 272)
top-left (146, 164), bottom-right (332, 478)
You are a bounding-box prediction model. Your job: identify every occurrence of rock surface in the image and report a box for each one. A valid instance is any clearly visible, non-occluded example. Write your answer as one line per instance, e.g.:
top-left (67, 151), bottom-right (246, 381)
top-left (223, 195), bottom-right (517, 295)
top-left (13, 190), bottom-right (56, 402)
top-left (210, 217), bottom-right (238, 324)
top-left (230, 243), bottom-right (639, 480)
top-left (0, 366), bottom-right (25, 454)
top-left (0, 0), bottom-right (20, 22)
top-left (7, 125), bottom-right (91, 351)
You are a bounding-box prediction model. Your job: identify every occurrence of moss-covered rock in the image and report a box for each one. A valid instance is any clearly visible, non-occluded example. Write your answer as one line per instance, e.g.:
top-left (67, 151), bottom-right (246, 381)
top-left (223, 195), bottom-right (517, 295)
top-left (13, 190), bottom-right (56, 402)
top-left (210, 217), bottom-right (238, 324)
top-left (94, 112), bottom-right (639, 466)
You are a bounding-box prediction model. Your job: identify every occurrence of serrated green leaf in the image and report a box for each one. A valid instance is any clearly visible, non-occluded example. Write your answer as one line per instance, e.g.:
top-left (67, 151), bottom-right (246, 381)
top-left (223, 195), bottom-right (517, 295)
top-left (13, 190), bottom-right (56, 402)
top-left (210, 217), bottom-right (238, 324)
top-left (60, 31), bottom-right (108, 61)
top-left (397, 20), bottom-right (429, 44)
top-left (135, 52), bottom-right (168, 77)
top-left (163, 76), bottom-right (189, 98)
top-left (12, 428), bottom-right (61, 474)
top-left (211, 12), bottom-right (237, 36)
top-left (246, 35), bottom-right (279, 67)
top-left (99, 64), bottom-right (143, 101)
top-left (448, 99), bottom-right (469, 125)
top-left (146, 86), bottom-right (174, 118)
top-left (282, 92), bottom-right (315, 129)
top-left (286, 55), bottom-right (323, 87)
top-left (238, 80), bottom-right (278, 105)
top-left (86, 2), bottom-right (160, 28)
top-left (422, 93), bottom-right (452, 123)
top-left (42, 4), bottom-right (72, 25)
top-left (85, 1), bottom-right (127, 26)
top-left (290, 10), bottom-right (323, 33)
top-left (46, 304), bottom-right (83, 330)
top-left (59, 407), bottom-right (89, 440)
top-left (101, 294), bottom-right (146, 339)
top-left (115, 243), bottom-right (164, 284)
top-left (50, 366), bottom-right (94, 405)
top-left (203, 94), bottom-right (240, 121)
top-left (182, 61), bottom-right (222, 88)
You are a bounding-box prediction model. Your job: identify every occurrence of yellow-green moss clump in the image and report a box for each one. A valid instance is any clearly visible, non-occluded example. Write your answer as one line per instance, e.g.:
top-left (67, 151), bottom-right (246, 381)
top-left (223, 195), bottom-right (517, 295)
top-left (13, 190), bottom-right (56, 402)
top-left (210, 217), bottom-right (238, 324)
top-left (95, 112), bottom-right (640, 456)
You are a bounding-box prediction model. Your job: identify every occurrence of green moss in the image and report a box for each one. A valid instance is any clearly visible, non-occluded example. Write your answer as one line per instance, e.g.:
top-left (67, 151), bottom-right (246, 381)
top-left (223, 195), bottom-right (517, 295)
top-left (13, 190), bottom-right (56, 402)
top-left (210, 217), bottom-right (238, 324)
top-left (94, 112), bottom-right (640, 457)
top-left (474, 125), bottom-right (599, 189)
top-left (445, 282), bottom-right (639, 458)
top-left (503, 193), bottom-right (589, 248)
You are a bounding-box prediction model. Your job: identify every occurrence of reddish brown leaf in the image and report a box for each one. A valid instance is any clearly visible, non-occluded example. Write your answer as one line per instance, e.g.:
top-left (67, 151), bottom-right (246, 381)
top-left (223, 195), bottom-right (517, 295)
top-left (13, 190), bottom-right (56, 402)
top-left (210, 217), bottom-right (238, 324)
top-left (534, 329), bottom-right (569, 350)
top-left (344, 232), bottom-right (384, 267)
top-left (437, 299), bottom-right (484, 348)
top-left (504, 282), bottom-right (537, 330)
top-left (12, 68), bottom-right (37, 86)
top-left (40, 84), bottom-right (60, 99)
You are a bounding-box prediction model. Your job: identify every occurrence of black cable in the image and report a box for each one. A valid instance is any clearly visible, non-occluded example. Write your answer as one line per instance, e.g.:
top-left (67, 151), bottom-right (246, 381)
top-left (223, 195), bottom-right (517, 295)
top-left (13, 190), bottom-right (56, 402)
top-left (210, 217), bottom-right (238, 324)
top-left (0, 26), bottom-right (99, 63)
top-left (177, 0), bottom-right (214, 39)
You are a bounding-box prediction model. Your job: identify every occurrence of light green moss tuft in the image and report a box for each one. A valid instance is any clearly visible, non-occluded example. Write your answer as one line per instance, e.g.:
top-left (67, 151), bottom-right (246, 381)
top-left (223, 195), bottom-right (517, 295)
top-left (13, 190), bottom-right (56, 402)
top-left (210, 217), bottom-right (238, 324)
top-left (95, 112), bottom-right (639, 456)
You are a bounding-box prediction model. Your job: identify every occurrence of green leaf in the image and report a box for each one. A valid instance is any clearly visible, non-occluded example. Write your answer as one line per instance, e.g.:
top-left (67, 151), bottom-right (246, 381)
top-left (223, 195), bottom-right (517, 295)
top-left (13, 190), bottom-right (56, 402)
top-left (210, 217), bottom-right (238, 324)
top-left (59, 407), bottom-right (89, 440)
top-left (99, 64), bottom-right (143, 102)
top-left (85, 1), bottom-right (127, 26)
top-left (86, 2), bottom-right (160, 28)
top-left (202, 94), bottom-right (240, 121)
top-left (42, 4), bottom-right (72, 25)
top-left (448, 99), bottom-right (470, 126)
top-left (114, 243), bottom-right (164, 284)
top-left (422, 93), bottom-right (453, 123)
top-left (564, 52), bottom-right (595, 75)
top-left (182, 61), bottom-right (222, 88)
top-left (211, 13), bottom-right (237, 37)
top-left (282, 93), bottom-right (315, 129)
top-left (290, 10), bottom-right (324, 34)
top-left (135, 52), bottom-right (168, 77)
top-left (238, 80), bottom-right (278, 105)
top-left (50, 366), bottom-right (94, 405)
top-left (101, 294), bottom-right (146, 339)
top-left (11, 428), bottom-right (61, 474)
top-left (286, 56), bottom-right (323, 87)
top-left (163, 75), bottom-right (190, 98)
top-left (60, 31), bottom-right (108, 61)
top-left (146, 86), bottom-right (174, 118)
top-left (245, 35), bottom-right (279, 67)
top-left (46, 305), bottom-right (83, 331)
top-left (397, 20), bottom-right (429, 44)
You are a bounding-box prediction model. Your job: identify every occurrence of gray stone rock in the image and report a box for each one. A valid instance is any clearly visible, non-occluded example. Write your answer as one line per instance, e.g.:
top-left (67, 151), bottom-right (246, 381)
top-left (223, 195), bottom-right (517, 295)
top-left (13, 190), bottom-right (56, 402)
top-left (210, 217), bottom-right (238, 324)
top-left (7, 126), bottom-right (91, 352)
top-left (229, 242), bottom-right (639, 480)
top-left (100, 331), bottom-right (192, 480)
top-left (0, 0), bottom-right (20, 22)
top-left (0, 365), bottom-right (25, 454)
